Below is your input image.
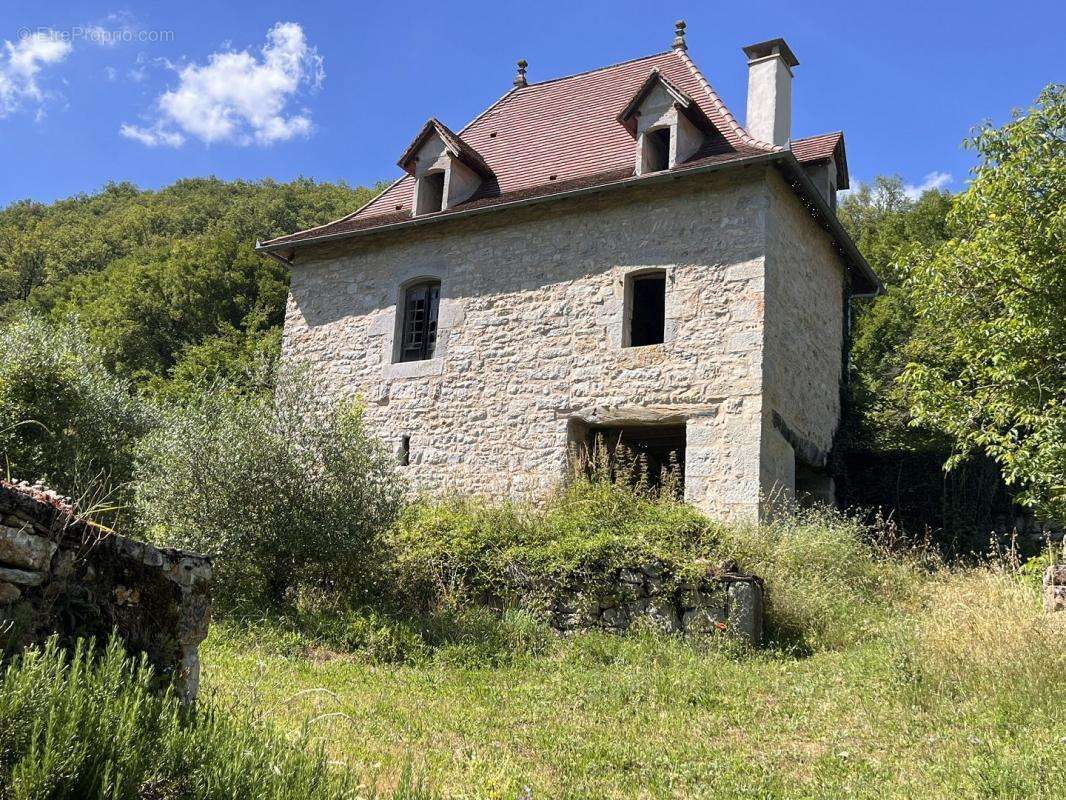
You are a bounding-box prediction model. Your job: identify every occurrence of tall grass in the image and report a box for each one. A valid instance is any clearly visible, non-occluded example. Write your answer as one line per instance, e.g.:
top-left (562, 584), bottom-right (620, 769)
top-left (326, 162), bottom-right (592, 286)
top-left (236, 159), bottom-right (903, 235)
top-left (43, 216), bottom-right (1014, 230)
top-left (389, 477), bottom-right (926, 653)
top-left (0, 637), bottom-right (432, 799)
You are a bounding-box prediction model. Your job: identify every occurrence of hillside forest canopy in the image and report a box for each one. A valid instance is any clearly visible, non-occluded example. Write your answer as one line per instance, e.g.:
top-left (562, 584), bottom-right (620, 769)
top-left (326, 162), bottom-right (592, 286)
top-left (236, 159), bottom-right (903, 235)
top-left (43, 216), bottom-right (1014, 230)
top-left (0, 83), bottom-right (1063, 541)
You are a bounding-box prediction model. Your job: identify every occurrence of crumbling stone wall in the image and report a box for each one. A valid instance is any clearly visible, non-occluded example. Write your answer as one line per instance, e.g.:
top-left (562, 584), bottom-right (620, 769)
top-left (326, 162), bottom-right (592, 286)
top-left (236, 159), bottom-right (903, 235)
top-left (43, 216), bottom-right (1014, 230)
top-left (523, 560), bottom-right (764, 645)
top-left (0, 480), bottom-right (211, 702)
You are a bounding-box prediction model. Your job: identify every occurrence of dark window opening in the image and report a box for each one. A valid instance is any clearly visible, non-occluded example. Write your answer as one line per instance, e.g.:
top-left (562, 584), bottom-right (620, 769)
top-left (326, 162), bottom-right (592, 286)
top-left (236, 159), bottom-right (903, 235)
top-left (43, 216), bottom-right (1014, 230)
top-left (586, 424), bottom-right (685, 496)
top-left (416, 171), bottom-right (445, 214)
top-left (400, 281), bottom-right (440, 362)
top-left (399, 435), bottom-right (411, 466)
top-left (643, 127), bottom-right (671, 173)
top-left (628, 272), bottom-right (666, 347)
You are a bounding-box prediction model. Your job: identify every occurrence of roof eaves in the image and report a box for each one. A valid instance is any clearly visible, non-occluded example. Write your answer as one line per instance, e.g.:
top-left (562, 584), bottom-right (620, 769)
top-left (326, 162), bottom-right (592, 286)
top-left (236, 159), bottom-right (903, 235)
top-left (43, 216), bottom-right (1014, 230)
top-left (258, 152), bottom-right (781, 252)
top-left (257, 149), bottom-right (880, 297)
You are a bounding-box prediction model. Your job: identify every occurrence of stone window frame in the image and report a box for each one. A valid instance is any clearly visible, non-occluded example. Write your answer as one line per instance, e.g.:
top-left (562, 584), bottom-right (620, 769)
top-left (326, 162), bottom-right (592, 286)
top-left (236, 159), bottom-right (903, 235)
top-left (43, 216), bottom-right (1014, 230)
top-left (397, 279), bottom-right (441, 362)
top-left (612, 265), bottom-right (678, 349)
top-left (380, 269), bottom-right (456, 380)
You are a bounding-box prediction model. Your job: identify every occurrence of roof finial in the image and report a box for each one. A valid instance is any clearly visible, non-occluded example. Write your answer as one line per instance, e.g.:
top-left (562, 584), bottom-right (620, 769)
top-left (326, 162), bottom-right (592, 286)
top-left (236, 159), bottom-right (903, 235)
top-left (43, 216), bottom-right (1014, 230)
top-left (672, 19), bottom-right (687, 51)
top-left (513, 59), bottom-right (528, 87)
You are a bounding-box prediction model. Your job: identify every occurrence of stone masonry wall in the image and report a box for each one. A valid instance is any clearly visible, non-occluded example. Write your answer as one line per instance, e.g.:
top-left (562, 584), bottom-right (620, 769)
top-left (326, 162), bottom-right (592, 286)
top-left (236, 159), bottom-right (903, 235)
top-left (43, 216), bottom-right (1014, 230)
top-left (0, 480), bottom-right (211, 702)
top-left (285, 167), bottom-right (850, 520)
top-left (1046, 565), bottom-right (1066, 613)
top-left (537, 560), bottom-right (764, 646)
top-left (285, 169), bottom-right (772, 520)
top-left (761, 169), bottom-right (847, 503)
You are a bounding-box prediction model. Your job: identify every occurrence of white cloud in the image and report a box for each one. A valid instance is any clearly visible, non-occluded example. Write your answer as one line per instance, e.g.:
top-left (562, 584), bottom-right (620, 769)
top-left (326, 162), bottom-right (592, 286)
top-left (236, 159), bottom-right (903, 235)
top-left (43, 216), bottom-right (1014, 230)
top-left (121, 22), bottom-right (323, 148)
top-left (119, 122), bottom-right (184, 147)
top-left (0, 31), bottom-right (72, 117)
top-left (904, 171), bottom-right (952, 200)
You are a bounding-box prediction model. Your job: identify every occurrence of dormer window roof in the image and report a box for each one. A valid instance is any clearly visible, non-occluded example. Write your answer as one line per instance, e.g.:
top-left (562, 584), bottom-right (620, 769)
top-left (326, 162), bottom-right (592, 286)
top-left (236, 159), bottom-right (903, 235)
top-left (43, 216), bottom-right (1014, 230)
top-left (398, 118), bottom-right (493, 216)
top-left (616, 69), bottom-right (715, 175)
top-left (397, 118), bottom-right (492, 178)
top-left (616, 69), bottom-right (700, 135)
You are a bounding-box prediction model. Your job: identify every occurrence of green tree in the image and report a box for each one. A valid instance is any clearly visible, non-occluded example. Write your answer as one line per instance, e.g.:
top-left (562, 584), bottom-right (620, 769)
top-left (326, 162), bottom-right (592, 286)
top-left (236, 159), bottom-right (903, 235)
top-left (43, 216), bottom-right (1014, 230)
top-left (0, 315), bottom-right (152, 504)
top-left (901, 84), bottom-right (1066, 519)
top-left (1, 177), bottom-right (382, 397)
top-left (133, 373), bottom-right (405, 609)
top-left (839, 178), bottom-right (954, 453)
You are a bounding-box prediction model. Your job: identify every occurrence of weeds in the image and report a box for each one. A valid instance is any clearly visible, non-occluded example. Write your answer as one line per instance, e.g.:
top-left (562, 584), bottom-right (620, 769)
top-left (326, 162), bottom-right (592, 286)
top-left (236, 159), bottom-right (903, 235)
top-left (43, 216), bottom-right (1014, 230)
top-left (0, 636), bottom-right (431, 799)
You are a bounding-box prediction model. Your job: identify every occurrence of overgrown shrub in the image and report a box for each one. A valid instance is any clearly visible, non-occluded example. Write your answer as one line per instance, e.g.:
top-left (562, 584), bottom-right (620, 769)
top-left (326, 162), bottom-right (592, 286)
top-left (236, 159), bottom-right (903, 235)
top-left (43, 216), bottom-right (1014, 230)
top-left (0, 314), bottom-right (151, 504)
top-left (710, 508), bottom-right (927, 651)
top-left (0, 637), bottom-right (430, 799)
top-left (389, 477), bottom-right (715, 610)
top-left (133, 373), bottom-right (404, 610)
top-left (388, 476), bottom-right (923, 652)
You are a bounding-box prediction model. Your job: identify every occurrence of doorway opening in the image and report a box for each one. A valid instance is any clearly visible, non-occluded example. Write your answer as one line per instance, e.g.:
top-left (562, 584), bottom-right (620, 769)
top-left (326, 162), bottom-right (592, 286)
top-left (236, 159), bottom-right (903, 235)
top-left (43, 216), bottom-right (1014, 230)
top-left (585, 423), bottom-right (686, 495)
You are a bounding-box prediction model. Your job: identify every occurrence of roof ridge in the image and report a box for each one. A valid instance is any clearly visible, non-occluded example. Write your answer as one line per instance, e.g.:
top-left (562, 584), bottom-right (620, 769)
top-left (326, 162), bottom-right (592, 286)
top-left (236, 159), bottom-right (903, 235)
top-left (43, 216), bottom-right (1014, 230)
top-left (793, 130), bottom-right (843, 141)
top-left (517, 50), bottom-right (673, 91)
top-left (671, 48), bottom-right (776, 152)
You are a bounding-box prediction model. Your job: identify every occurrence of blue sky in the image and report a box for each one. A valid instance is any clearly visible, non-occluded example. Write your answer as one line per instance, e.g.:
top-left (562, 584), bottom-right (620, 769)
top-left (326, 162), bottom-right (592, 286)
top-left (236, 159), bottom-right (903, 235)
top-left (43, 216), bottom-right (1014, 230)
top-left (1, 0), bottom-right (1062, 207)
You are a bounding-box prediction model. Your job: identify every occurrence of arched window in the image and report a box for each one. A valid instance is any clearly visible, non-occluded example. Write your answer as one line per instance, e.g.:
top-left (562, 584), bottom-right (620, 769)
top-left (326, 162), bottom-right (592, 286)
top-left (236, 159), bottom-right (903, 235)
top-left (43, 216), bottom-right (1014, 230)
top-left (399, 280), bottom-right (441, 362)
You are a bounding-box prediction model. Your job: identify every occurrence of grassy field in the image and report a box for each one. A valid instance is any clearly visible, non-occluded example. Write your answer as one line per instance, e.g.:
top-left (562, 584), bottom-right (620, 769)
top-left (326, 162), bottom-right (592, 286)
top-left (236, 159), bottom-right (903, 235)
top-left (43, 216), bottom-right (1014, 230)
top-left (201, 569), bottom-right (1065, 799)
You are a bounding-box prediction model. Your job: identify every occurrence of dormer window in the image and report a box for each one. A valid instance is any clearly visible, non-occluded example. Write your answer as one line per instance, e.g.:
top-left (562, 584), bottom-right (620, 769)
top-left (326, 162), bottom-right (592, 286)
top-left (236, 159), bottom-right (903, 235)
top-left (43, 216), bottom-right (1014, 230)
top-left (416, 171), bottom-right (446, 215)
top-left (398, 118), bottom-right (493, 217)
top-left (618, 69), bottom-right (714, 176)
top-left (642, 127), bottom-right (671, 173)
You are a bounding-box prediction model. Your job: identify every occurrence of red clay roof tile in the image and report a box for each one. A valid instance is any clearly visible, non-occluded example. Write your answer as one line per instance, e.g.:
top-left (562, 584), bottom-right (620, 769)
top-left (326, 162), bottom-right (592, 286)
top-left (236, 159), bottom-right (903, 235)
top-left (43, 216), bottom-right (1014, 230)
top-left (262, 49), bottom-right (848, 247)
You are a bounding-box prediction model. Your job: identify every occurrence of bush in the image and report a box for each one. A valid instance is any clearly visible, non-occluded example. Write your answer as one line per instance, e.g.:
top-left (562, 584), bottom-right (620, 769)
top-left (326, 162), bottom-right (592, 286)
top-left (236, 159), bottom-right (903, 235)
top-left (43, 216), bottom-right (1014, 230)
top-left (133, 372), bottom-right (404, 610)
top-left (389, 477), bottom-right (923, 652)
top-left (0, 637), bottom-right (430, 799)
top-left (389, 476), bottom-right (716, 611)
top-left (0, 314), bottom-right (151, 504)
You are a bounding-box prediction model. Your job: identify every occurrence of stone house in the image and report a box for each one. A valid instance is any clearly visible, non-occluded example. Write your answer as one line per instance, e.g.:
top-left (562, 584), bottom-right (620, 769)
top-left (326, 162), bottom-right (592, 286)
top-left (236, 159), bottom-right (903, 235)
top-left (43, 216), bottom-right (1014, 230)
top-left (257, 23), bottom-right (880, 521)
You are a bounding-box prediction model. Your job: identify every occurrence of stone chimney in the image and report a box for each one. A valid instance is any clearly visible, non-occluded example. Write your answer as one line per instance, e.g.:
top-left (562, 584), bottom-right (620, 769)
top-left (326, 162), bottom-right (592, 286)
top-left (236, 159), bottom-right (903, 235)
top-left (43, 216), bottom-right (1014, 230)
top-left (742, 38), bottom-right (799, 147)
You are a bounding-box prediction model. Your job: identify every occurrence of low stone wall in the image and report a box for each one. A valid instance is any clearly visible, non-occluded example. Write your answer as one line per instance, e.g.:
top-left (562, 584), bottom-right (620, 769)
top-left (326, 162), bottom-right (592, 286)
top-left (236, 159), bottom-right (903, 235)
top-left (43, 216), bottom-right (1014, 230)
top-left (0, 480), bottom-right (211, 702)
top-left (1045, 565), bottom-right (1066, 613)
top-left (534, 560), bottom-right (764, 645)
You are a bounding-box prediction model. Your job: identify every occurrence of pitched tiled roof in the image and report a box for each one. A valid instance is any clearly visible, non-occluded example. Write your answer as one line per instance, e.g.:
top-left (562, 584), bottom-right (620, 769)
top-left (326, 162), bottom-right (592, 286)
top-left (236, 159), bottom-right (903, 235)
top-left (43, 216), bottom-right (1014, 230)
top-left (259, 48), bottom-right (860, 285)
top-left (790, 131), bottom-right (848, 189)
top-left (262, 48), bottom-right (781, 248)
